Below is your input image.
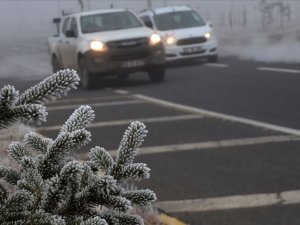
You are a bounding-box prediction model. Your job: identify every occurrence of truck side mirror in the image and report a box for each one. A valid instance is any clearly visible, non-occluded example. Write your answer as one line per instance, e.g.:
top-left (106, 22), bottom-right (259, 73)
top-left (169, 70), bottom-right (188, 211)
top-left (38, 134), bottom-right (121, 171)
top-left (65, 30), bottom-right (76, 38)
top-left (207, 21), bottom-right (213, 28)
top-left (52, 18), bottom-right (61, 36)
top-left (144, 20), bottom-right (154, 29)
top-left (53, 18), bottom-right (61, 24)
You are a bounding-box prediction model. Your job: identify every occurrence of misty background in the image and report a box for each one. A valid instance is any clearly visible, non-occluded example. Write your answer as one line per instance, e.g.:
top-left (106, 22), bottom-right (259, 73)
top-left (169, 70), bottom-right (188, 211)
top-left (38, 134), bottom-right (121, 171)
top-left (0, 0), bottom-right (299, 67)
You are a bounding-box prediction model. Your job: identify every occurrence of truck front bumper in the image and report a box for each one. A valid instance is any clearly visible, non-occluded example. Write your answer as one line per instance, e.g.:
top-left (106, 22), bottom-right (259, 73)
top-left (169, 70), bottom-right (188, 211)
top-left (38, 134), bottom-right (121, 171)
top-left (83, 43), bottom-right (165, 75)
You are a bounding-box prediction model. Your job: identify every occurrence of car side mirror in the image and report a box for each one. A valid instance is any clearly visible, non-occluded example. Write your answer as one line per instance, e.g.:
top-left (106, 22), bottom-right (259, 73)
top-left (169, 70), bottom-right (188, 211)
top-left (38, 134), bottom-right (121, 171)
top-left (144, 20), bottom-right (154, 29)
top-left (65, 29), bottom-right (76, 38)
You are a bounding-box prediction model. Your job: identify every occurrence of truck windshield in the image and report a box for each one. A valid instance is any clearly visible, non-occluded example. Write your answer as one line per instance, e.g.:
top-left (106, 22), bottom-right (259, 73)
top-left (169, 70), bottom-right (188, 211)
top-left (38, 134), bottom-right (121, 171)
top-left (81, 11), bottom-right (143, 33)
top-left (154, 10), bottom-right (206, 31)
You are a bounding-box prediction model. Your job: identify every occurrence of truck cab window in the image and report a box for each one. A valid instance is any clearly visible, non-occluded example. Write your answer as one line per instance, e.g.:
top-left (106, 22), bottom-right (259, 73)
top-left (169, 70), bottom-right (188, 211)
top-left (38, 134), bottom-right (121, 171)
top-left (62, 17), bottom-right (70, 35)
top-left (69, 17), bottom-right (78, 37)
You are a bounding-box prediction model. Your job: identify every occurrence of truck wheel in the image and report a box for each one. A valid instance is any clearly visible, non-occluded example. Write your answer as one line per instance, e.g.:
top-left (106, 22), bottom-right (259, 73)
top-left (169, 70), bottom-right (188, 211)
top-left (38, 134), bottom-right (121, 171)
top-left (207, 55), bottom-right (218, 63)
top-left (79, 59), bottom-right (94, 89)
top-left (148, 65), bottom-right (165, 82)
top-left (51, 56), bottom-right (61, 73)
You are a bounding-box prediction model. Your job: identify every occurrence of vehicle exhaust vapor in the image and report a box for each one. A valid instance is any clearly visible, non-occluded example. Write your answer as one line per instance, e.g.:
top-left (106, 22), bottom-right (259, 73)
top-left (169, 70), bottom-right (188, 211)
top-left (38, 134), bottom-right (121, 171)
top-left (220, 32), bottom-right (300, 64)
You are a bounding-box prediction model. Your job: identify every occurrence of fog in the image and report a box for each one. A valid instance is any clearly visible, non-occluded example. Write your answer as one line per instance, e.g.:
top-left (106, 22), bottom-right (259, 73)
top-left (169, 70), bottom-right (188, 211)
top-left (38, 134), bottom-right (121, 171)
top-left (221, 32), bottom-right (300, 63)
top-left (0, 0), bottom-right (299, 66)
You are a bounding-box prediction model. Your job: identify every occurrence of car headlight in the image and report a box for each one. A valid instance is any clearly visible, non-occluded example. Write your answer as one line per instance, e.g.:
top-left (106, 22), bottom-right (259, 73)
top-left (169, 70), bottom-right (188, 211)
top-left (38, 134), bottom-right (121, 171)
top-left (166, 36), bottom-right (176, 45)
top-left (90, 40), bottom-right (107, 52)
top-left (204, 32), bottom-right (212, 39)
top-left (149, 33), bottom-right (161, 46)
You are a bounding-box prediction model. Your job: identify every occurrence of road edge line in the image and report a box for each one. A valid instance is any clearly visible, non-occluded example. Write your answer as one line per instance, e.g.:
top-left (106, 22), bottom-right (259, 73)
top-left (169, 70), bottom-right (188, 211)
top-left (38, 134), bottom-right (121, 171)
top-left (134, 94), bottom-right (300, 136)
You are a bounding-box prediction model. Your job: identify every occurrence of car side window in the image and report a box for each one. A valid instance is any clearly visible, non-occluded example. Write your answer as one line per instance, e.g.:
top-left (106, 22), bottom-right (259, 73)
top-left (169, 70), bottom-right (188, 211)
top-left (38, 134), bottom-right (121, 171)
top-left (62, 17), bottom-right (70, 36)
top-left (69, 17), bottom-right (78, 37)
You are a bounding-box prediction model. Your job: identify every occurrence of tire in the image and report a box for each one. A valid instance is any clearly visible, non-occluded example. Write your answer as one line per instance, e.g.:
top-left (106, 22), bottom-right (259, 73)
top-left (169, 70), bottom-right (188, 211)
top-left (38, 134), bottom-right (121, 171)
top-left (207, 55), bottom-right (218, 63)
top-left (79, 58), bottom-right (94, 89)
top-left (51, 56), bottom-right (61, 73)
top-left (148, 65), bottom-right (165, 82)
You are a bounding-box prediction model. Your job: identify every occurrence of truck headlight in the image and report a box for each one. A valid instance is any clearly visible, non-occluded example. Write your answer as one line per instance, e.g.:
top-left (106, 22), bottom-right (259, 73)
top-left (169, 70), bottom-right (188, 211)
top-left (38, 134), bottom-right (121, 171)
top-left (149, 33), bottom-right (161, 46)
top-left (204, 32), bottom-right (212, 39)
top-left (90, 40), bottom-right (107, 52)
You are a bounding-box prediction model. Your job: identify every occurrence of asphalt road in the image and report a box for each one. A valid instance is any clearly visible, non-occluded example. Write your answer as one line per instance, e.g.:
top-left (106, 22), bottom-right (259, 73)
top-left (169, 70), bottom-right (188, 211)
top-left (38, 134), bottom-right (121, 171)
top-left (1, 38), bottom-right (300, 225)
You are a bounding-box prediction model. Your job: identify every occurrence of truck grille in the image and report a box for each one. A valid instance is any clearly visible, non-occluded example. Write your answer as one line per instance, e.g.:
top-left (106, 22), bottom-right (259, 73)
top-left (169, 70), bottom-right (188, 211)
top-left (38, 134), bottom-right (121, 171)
top-left (107, 37), bottom-right (150, 61)
top-left (107, 38), bottom-right (149, 49)
top-left (110, 51), bottom-right (149, 61)
top-left (177, 37), bottom-right (207, 46)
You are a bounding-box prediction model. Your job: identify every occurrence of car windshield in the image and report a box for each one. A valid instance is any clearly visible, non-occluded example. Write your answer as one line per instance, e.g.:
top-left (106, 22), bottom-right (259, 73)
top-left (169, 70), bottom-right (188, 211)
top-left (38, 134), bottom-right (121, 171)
top-left (81, 11), bottom-right (143, 33)
top-left (154, 10), bottom-right (206, 31)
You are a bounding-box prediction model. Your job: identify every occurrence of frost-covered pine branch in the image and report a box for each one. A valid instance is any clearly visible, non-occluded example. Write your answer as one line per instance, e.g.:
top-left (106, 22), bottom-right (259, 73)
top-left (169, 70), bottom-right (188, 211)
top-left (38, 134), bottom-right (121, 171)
top-left (0, 103), bottom-right (156, 225)
top-left (0, 69), bottom-right (79, 130)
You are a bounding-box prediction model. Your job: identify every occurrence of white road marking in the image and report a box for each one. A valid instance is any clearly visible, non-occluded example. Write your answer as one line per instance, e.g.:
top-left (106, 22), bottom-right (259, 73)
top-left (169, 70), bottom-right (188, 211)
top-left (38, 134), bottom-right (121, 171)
top-left (114, 89), bottom-right (129, 95)
top-left (155, 189), bottom-right (300, 213)
top-left (47, 100), bottom-right (143, 111)
top-left (37, 114), bottom-right (203, 132)
top-left (132, 135), bottom-right (300, 155)
top-left (17, 43), bottom-right (48, 51)
top-left (77, 135), bottom-right (299, 159)
top-left (204, 63), bottom-right (229, 68)
top-left (134, 94), bottom-right (300, 136)
top-left (46, 95), bottom-right (132, 105)
top-left (4, 57), bottom-right (49, 74)
top-left (257, 67), bottom-right (300, 74)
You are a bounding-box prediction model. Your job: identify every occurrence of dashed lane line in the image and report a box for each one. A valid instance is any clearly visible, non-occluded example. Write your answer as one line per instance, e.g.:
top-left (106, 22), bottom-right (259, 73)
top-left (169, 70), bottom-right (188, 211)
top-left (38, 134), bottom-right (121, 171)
top-left (47, 100), bottom-right (143, 111)
top-left (130, 134), bottom-right (300, 155)
top-left (46, 95), bottom-right (133, 105)
top-left (4, 57), bottom-right (50, 74)
top-left (134, 94), bottom-right (300, 136)
top-left (204, 63), bottom-right (229, 68)
top-left (17, 43), bottom-right (48, 51)
top-left (257, 67), bottom-right (300, 74)
top-left (37, 114), bottom-right (204, 132)
top-left (155, 189), bottom-right (300, 213)
top-left (114, 89), bottom-right (129, 95)
top-left (77, 135), bottom-right (299, 159)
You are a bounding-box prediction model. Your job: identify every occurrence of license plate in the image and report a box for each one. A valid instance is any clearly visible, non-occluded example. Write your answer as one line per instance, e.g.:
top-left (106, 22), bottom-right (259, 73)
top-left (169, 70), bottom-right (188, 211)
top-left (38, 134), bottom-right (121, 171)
top-left (122, 60), bottom-right (144, 68)
top-left (183, 46), bottom-right (203, 53)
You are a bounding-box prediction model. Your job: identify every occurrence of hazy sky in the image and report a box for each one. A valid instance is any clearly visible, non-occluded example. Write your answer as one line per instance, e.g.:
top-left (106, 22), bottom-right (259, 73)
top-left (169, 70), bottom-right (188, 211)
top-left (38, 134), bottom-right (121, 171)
top-left (0, 0), bottom-right (298, 38)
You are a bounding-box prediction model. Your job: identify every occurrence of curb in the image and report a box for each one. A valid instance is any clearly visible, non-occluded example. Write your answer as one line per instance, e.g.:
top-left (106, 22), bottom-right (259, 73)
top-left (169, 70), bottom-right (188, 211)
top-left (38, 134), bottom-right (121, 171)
top-left (158, 213), bottom-right (188, 225)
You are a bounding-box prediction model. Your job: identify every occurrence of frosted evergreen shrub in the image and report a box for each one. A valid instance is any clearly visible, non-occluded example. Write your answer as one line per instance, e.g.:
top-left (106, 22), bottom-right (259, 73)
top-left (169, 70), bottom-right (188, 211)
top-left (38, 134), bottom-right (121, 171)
top-left (0, 70), bottom-right (156, 225)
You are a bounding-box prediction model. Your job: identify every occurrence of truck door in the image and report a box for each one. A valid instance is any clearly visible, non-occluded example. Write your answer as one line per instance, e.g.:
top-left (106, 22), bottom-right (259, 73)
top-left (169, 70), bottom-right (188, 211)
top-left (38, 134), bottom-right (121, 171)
top-left (66, 17), bottom-right (79, 69)
top-left (59, 17), bottom-right (71, 68)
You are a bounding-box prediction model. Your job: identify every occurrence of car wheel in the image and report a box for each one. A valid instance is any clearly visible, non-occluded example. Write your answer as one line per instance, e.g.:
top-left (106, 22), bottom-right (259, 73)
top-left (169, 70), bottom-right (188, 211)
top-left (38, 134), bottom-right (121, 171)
top-left (148, 65), bottom-right (165, 82)
top-left (79, 58), bottom-right (94, 89)
top-left (207, 55), bottom-right (218, 63)
top-left (52, 56), bottom-right (61, 73)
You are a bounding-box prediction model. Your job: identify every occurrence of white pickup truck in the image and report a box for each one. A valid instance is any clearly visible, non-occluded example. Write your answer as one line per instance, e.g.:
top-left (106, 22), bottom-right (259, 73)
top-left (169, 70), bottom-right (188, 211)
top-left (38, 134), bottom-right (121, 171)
top-left (48, 9), bottom-right (165, 89)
